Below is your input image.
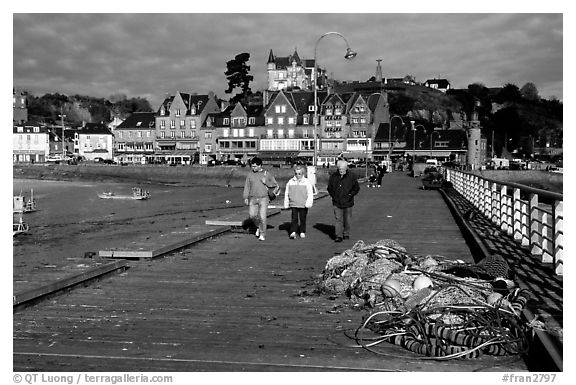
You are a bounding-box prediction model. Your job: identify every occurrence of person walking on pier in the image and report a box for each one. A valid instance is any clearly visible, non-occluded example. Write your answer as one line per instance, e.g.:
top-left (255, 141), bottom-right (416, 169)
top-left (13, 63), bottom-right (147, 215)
top-left (243, 157), bottom-right (278, 241)
top-left (284, 164), bottom-right (314, 239)
top-left (327, 160), bottom-right (360, 242)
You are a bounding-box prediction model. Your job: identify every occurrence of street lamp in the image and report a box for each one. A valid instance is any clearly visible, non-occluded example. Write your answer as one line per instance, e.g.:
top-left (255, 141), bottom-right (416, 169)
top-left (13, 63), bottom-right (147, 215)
top-left (429, 131), bottom-right (439, 158)
top-left (410, 122), bottom-right (425, 166)
top-left (364, 92), bottom-right (383, 177)
top-left (313, 32), bottom-right (356, 167)
top-left (389, 114), bottom-right (405, 167)
top-left (59, 107), bottom-right (66, 159)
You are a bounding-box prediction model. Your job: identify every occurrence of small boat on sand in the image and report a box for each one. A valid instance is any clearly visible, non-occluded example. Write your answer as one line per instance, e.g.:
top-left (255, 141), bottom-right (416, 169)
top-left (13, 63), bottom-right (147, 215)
top-left (97, 187), bottom-right (150, 200)
top-left (13, 216), bottom-right (30, 237)
top-left (13, 189), bottom-right (37, 213)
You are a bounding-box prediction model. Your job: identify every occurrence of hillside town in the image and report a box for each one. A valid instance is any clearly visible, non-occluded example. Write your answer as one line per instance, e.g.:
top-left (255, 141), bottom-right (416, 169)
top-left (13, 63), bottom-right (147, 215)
top-left (12, 49), bottom-right (557, 170)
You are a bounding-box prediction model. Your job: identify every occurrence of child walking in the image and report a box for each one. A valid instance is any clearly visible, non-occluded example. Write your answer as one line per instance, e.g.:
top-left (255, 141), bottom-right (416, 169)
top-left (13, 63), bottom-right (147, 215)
top-left (283, 165), bottom-right (314, 239)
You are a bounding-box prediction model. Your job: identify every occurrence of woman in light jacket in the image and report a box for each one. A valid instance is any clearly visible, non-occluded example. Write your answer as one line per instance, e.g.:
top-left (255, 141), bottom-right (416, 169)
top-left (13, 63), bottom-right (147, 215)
top-left (283, 164), bottom-right (314, 239)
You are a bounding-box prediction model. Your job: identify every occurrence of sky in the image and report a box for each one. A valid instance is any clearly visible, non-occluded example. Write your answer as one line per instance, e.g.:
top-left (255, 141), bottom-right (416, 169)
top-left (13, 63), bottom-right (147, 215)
top-left (11, 9), bottom-right (565, 110)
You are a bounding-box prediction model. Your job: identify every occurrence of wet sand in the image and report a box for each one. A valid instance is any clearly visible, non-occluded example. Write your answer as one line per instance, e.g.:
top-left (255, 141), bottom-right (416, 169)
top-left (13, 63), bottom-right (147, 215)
top-left (12, 178), bottom-right (246, 294)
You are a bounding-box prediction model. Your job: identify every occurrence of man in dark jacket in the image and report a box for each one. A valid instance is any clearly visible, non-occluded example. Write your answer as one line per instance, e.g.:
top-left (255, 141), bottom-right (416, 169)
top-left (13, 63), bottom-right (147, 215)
top-left (327, 160), bottom-right (360, 242)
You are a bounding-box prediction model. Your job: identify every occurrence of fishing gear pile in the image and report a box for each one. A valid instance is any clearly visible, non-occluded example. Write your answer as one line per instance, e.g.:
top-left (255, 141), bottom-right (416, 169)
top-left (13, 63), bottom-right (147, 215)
top-left (320, 239), bottom-right (533, 360)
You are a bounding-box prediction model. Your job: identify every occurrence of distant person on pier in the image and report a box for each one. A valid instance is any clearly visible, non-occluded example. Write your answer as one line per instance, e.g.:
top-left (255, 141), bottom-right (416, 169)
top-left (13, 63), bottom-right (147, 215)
top-left (283, 164), bottom-right (314, 239)
top-left (243, 157), bottom-right (278, 241)
top-left (376, 163), bottom-right (386, 187)
top-left (327, 160), bottom-right (360, 242)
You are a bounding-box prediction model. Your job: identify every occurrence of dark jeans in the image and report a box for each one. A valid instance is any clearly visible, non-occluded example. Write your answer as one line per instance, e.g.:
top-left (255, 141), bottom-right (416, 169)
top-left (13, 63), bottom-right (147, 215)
top-left (333, 206), bottom-right (353, 238)
top-left (290, 207), bottom-right (308, 234)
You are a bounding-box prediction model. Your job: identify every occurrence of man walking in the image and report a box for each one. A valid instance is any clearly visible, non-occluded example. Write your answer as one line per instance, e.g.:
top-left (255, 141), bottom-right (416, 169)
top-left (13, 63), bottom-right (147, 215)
top-left (327, 160), bottom-right (360, 242)
top-left (243, 157), bottom-right (278, 241)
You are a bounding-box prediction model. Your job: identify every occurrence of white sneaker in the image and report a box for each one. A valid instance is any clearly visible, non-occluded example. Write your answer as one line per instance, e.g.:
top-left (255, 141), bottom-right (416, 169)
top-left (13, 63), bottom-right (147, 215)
top-left (258, 235), bottom-right (265, 241)
top-left (300, 233), bottom-right (306, 238)
top-left (255, 228), bottom-right (260, 237)
top-left (289, 232), bottom-right (296, 239)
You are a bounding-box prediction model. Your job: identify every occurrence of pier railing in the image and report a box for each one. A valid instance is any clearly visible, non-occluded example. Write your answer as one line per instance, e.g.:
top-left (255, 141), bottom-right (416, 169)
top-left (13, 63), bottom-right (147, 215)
top-left (444, 168), bottom-right (563, 275)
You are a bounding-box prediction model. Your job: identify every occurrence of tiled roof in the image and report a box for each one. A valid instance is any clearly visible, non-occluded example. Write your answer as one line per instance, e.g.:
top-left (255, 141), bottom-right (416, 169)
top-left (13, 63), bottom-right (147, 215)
top-left (77, 123), bottom-right (113, 135)
top-left (116, 112), bottom-right (156, 130)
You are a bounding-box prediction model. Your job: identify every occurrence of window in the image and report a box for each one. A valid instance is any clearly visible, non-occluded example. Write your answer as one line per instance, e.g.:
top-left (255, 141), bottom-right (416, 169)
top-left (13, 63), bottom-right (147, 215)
top-left (204, 144), bottom-right (212, 152)
top-left (170, 120), bottom-right (176, 129)
top-left (146, 131), bottom-right (151, 137)
top-left (204, 132), bottom-right (212, 139)
top-left (180, 120), bottom-right (185, 127)
top-left (248, 117), bottom-right (255, 125)
top-left (335, 107), bottom-right (342, 115)
top-left (160, 131), bottom-right (165, 138)
top-left (145, 143), bottom-right (153, 151)
top-left (190, 120), bottom-right (196, 129)
top-left (360, 118), bottom-right (366, 124)
top-left (136, 121), bottom-right (142, 127)
top-left (303, 116), bottom-right (309, 125)
top-left (232, 129), bottom-right (238, 137)
top-left (191, 130), bottom-right (196, 138)
top-left (223, 118), bottom-right (229, 125)
top-left (129, 131), bottom-right (133, 138)
top-left (138, 131), bottom-right (142, 138)
top-left (267, 129), bottom-right (273, 138)
top-left (33, 127), bottom-right (39, 133)
top-left (17, 127), bottom-right (23, 133)
top-left (176, 108), bottom-right (181, 117)
top-left (277, 117), bottom-right (284, 125)
top-left (326, 108), bottom-right (332, 116)
top-left (119, 132), bottom-right (123, 138)
top-left (308, 105), bottom-right (315, 112)
top-left (239, 129), bottom-right (245, 137)
top-left (288, 129), bottom-right (295, 138)
top-left (170, 131), bottom-right (175, 138)
top-left (181, 131), bottom-right (186, 138)
top-left (278, 129), bottom-right (284, 137)
top-left (303, 130), bottom-right (309, 138)
top-left (223, 129), bottom-right (229, 137)
top-left (275, 105), bottom-right (286, 113)
top-left (267, 117), bottom-right (273, 125)
top-left (160, 120), bottom-right (166, 129)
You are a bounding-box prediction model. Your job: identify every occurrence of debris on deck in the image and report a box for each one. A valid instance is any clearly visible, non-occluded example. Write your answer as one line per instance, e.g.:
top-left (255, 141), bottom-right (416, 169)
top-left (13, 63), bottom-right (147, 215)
top-left (320, 239), bottom-right (537, 360)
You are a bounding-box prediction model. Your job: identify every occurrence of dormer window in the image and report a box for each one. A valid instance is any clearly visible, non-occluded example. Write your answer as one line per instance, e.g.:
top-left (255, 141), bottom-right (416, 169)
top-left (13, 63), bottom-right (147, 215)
top-left (136, 121), bottom-right (142, 127)
top-left (308, 105), bottom-right (315, 112)
top-left (175, 109), bottom-right (181, 117)
top-left (223, 118), bottom-right (230, 125)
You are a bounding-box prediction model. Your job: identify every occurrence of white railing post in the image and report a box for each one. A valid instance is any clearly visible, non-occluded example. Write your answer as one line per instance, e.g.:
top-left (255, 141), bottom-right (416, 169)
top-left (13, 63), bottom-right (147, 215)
top-left (501, 185), bottom-right (510, 234)
top-left (529, 193), bottom-right (542, 257)
top-left (513, 188), bottom-right (522, 241)
top-left (491, 182), bottom-right (500, 226)
top-left (554, 201), bottom-right (563, 275)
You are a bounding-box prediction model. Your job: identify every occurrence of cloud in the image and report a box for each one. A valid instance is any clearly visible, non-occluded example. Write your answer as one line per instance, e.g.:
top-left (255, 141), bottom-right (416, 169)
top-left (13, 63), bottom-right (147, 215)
top-left (13, 13), bottom-right (563, 107)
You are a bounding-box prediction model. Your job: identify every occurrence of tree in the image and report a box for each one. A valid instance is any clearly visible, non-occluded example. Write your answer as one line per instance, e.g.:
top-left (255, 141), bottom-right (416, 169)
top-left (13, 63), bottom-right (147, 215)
top-left (224, 52), bottom-right (254, 104)
top-left (496, 83), bottom-right (522, 103)
top-left (520, 82), bottom-right (539, 101)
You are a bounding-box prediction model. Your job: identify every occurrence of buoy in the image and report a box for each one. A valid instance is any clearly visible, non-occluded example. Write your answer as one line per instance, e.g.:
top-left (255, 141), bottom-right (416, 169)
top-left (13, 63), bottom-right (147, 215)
top-left (381, 279), bottom-right (401, 297)
top-left (413, 275), bottom-right (433, 291)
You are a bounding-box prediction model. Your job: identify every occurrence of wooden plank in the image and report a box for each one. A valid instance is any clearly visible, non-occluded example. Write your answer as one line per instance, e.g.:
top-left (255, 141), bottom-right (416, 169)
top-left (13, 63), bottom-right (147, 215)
top-left (13, 260), bottom-right (128, 310)
top-left (99, 226), bottom-right (231, 259)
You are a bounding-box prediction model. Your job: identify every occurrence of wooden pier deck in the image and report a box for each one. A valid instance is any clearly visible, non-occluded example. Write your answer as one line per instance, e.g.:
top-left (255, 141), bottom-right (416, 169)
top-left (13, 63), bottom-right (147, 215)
top-left (13, 172), bottom-right (549, 371)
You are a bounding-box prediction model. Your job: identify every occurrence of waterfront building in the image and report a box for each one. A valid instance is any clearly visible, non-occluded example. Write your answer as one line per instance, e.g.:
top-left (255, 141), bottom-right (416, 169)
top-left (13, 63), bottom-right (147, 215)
top-left (266, 49), bottom-right (316, 92)
top-left (72, 123), bottom-right (114, 161)
top-left (13, 122), bottom-right (49, 163)
top-left (155, 91), bottom-right (220, 164)
top-left (114, 112), bottom-right (156, 164)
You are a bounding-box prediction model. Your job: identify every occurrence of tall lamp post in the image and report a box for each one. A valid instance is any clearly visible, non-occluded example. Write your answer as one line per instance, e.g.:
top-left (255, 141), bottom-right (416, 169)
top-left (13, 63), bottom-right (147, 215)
top-left (59, 107), bottom-right (66, 159)
top-left (389, 115), bottom-right (405, 171)
top-left (364, 92), bottom-right (383, 177)
top-left (313, 32), bottom-right (356, 167)
top-left (429, 131), bottom-right (439, 158)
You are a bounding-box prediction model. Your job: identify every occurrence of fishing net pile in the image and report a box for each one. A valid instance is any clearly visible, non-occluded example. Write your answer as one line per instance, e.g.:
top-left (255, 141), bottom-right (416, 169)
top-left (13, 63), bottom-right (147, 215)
top-left (320, 239), bottom-right (533, 360)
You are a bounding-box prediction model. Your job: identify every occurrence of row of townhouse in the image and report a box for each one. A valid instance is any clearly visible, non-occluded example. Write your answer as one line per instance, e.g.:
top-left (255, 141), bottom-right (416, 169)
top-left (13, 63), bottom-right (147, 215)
top-left (114, 88), bottom-right (391, 166)
top-left (114, 87), bottom-right (477, 167)
top-left (13, 122), bottom-right (114, 163)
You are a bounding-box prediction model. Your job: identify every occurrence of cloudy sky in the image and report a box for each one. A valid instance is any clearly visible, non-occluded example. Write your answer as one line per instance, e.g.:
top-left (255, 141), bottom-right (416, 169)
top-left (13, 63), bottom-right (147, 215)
top-left (12, 11), bottom-right (564, 109)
